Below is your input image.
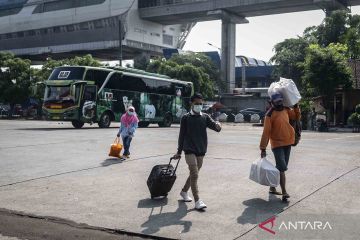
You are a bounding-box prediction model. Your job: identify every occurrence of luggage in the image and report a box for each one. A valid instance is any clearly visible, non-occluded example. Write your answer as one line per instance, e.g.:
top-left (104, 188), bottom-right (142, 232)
top-left (108, 137), bottom-right (122, 158)
top-left (147, 157), bottom-right (180, 199)
top-left (268, 77), bottom-right (301, 107)
top-left (249, 157), bottom-right (280, 187)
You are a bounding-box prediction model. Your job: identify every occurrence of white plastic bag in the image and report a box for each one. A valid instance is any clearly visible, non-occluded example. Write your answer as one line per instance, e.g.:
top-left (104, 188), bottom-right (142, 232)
top-left (249, 157), bottom-right (280, 187)
top-left (268, 77), bottom-right (301, 107)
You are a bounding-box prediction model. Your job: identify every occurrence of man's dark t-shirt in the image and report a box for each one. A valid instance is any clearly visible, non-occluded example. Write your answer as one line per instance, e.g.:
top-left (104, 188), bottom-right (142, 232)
top-left (177, 112), bottom-right (221, 156)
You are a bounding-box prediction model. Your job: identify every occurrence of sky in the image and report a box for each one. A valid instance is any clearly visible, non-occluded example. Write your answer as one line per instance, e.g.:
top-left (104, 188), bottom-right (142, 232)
top-left (183, 6), bottom-right (360, 62)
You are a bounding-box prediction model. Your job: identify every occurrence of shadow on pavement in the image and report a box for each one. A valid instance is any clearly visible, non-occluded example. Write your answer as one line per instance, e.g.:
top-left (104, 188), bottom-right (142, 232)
top-left (138, 199), bottom-right (193, 235)
top-left (101, 158), bottom-right (124, 167)
top-left (237, 194), bottom-right (289, 225)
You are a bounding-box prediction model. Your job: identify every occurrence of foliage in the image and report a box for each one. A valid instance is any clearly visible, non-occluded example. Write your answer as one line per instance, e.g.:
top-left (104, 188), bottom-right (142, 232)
top-left (0, 52), bottom-right (33, 105)
top-left (302, 43), bottom-right (352, 98)
top-left (271, 38), bottom-right (309, 89)
top-left (348, 104), bottom-right (360, 127)
top-left (147, 53), bottom-right (217, 98)
top-left (133, 54), bottom-right (150, 71)
top-left (356, 104), bottom-right (360, 114)
top-left (169, 53), bottom-right (222, 92)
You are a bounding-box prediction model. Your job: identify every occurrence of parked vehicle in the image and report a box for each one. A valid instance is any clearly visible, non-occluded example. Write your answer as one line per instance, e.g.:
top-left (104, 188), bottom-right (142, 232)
top-left (0, 103), bottom-right (10, 118)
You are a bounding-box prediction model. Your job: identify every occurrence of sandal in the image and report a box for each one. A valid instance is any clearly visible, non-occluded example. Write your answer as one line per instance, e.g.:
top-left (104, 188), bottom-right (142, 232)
top-left (269, 189), bottom-right (282, 195)
top-left (282, 193), bottom-right (290, 202)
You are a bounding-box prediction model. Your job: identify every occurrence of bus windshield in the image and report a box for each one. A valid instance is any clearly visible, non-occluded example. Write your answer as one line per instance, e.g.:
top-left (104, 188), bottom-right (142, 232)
top-left (44, 86), bottom-right (76, 103)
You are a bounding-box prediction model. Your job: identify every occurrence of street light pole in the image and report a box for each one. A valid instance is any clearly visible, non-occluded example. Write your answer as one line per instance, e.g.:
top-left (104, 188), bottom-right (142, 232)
top-left (207, 42), bottom-right (221, 52)
top-left (119, 19), bottom-right (123, 66)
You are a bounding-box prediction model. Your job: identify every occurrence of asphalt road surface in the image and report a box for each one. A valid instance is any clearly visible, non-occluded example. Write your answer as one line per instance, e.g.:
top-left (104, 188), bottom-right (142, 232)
top-left (0, 120), bottom-right (359, 240)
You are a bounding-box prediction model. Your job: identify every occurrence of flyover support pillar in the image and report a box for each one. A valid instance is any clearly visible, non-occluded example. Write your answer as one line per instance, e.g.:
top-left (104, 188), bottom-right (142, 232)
top-left (218, 11), bottom-right (248, 93)
top-left (221, 20), bottom-right (236, 93)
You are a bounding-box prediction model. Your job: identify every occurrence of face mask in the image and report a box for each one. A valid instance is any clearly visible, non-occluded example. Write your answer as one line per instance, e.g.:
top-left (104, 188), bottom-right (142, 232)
top-left (128, 111), bottom-right (134, 116)
top-left (193, 105), bottom-right (203, 113)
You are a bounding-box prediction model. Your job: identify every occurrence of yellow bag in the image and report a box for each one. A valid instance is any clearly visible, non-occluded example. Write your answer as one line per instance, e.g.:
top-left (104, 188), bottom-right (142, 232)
top-left (108, 137), bottom-right (123, 158)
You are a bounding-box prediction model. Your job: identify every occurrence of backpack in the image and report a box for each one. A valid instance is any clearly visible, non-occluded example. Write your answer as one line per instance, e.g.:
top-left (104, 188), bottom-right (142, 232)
top-left (289, 119), bottom-right (301, 146)
top-left (266, 108), bottom-right (301, 147)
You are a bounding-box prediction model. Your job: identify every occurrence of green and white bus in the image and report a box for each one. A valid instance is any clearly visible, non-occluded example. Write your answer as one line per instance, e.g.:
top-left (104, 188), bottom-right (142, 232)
top-left (42, 66), bottom-right (193, 128)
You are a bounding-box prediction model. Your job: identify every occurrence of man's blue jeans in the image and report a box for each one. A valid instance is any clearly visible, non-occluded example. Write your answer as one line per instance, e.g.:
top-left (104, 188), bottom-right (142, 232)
top-left (122, 135), bottom-right (133, 156)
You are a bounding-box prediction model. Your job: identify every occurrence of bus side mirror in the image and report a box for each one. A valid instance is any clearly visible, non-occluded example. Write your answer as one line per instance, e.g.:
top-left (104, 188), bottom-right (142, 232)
top-left (32, 82), bottom-right (45, 96)
top-left (70, 84), bottom-right (76, 96)
top-left (31, 85), bottom-right (38, 96)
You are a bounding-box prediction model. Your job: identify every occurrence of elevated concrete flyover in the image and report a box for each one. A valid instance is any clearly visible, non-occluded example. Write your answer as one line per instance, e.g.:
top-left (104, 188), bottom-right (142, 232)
top-left (139, 0), bottom-right (360, 24)
top-left (139, 0), bottom-right (360, 93)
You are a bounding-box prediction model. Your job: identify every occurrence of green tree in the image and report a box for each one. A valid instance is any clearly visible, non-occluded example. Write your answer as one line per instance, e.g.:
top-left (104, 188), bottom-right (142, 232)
top-left (0, 52), bottom-right (33, 106)
top-left (316, 10), bottom-right (348, 47)
top-left (303, 43), bottom-right (352, 99)
top-left (146, 53), bottom-right (217, 98)
top-left (271, 38), bottom-right (310, 89)
top-left (169, 53), bottom-right (222, 92)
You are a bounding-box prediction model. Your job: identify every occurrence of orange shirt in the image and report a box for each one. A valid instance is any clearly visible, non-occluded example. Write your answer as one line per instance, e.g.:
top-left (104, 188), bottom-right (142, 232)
top-left (260, 107), bottom-right (301, 150)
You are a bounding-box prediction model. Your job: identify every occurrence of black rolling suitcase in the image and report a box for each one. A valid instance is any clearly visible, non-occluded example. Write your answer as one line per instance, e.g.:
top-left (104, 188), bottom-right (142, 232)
top-left (147, 157), bottom-right (180, 199)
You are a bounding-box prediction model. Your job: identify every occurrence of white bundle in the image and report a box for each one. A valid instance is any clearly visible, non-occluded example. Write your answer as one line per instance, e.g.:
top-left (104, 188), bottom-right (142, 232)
top-left (250, 114), bottom-right (260, 123)
top-left (268, 77), bottom-right (301, 107)
top-left (235, 113), bottom-right (244, 123)
top-left (218, 113), bottom-right (228, 122)
top-left (249, 157), bottom-right (280, 187)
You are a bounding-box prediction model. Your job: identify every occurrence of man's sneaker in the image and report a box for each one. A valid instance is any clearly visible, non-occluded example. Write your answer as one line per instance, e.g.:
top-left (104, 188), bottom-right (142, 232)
top-left (195, 200), bottom-right (207, 210)
top-left (180, 191), bottom-right (192, 202)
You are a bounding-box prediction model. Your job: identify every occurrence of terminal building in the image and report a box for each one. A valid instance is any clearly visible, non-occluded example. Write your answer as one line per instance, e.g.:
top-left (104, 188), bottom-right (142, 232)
top-left (0, 0), bottom-right (194, 62)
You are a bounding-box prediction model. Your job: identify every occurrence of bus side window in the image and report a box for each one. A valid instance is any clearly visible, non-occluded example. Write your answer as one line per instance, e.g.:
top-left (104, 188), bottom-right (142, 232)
top-left (84, 69), bottom-right (110, 87)
top-left (122, 75), bottom-right (146, 92)
top-left (156, 80), bottom-right (173, 95)
top-left (143, 78), bottom-right (156, 93)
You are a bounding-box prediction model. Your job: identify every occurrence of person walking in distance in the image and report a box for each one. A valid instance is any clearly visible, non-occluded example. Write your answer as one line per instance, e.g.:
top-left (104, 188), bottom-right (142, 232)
top-left (173, 93), bottom-right (221, 210)
top-left (260, 93), bottom-right (301, 202)
top-left (117, 106), bottom-right (139, 159)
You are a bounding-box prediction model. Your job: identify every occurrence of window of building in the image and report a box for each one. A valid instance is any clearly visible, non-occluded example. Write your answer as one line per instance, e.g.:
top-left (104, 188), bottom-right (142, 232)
top-left (94, 19), bottom-right (104, 29)
top-left (163, 34), bottom-right (173, 46)
top-left (53, 26), bottom-right (61, 33)
top-left (79, 22), bottom-right (89, 30)
top-left (26, 30), bottom-right (36, 36)
top-left (33, 0), bottom-right (106, 14)
top-left (66, 25), bottom-right (75, 32)
top-left (17, 32), bottom-right (24, 38)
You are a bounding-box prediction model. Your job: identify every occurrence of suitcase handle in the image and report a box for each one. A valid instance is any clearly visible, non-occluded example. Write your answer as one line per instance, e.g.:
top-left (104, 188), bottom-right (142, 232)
top-left (165, 157), bottom-right (180, 176)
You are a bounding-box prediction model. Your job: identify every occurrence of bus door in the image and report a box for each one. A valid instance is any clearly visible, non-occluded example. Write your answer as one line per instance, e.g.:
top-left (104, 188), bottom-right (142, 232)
top-left (82, 85), bottom-right (97, 122)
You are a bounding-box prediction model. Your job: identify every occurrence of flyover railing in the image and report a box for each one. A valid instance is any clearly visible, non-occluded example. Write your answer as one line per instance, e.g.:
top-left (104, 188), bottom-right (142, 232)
top-left (138, 0), bottom-right (209, 8)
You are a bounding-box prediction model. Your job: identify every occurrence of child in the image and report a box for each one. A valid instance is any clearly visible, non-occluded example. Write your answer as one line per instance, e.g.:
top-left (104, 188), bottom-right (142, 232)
top-left (117, 106), bottom-right (139, 158)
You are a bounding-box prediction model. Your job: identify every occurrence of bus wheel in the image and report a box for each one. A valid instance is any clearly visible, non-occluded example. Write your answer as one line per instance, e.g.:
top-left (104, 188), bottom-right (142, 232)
top-left (72, 120), bottom-right (84, 129)
top-left (138, 121), bottom-right (150, 128)
top-left (158, 114), bottom-right (172, 128)
top-left (98, 112), bottom-right (111, 128)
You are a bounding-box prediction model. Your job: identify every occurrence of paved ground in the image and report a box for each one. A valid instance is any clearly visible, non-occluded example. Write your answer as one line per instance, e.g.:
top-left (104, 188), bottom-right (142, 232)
top-left (0, 120), bottom-right (359, 240)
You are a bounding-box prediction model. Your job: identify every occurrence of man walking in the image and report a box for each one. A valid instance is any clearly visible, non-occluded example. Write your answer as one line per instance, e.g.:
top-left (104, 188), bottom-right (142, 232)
top-left (174, 93), bottom-right (221, 210)
top-left (260, 93), bottom-right (301, 202)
